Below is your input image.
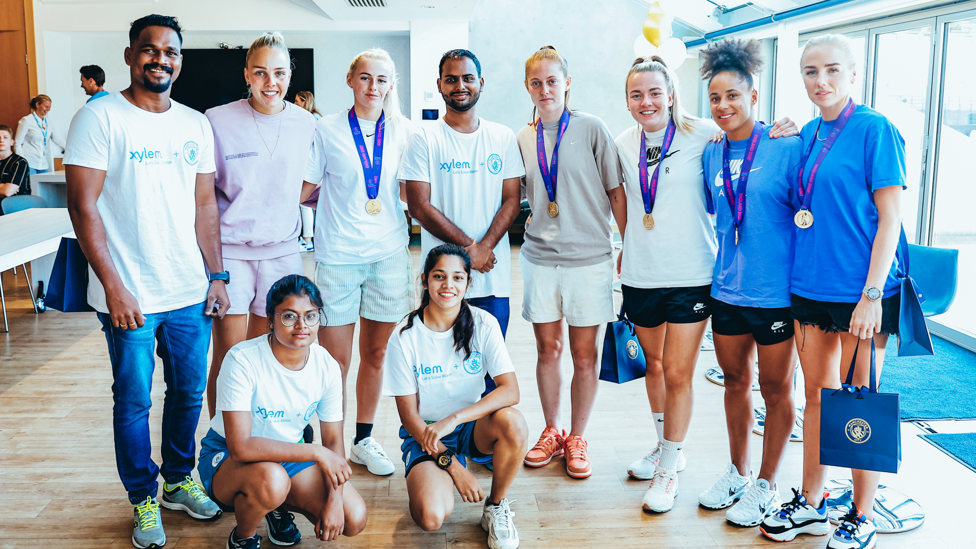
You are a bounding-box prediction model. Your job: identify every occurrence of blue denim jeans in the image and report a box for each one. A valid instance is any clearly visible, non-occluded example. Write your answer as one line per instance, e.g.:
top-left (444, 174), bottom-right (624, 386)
top-left (466, 296), bottom-right (509, 395)
top-left (97, 301), bottom-right (212, 504)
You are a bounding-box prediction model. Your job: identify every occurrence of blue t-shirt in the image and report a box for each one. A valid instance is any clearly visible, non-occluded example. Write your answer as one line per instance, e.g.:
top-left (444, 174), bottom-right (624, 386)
top-left (86, 90), bottom-right (109, 103)
top-left (791, 104), bottom-right (906, 302)
top-left (703, 126), bottom-right (803, 308)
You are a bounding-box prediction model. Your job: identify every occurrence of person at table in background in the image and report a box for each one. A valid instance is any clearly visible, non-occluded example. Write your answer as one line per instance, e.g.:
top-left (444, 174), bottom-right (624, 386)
top-left (295, 91), bottom-right (322, 120)
top-left (64, 14), bottom-right (228, 549)
top-left (0, 125), bottom-right (31, 216)
top-left (15, 94), bottom-right (66, 175)
top-left (696, 39), bottom-right (803, 528)
top-left (294, 90), bottom-right (322, 252)
top-left (760, 33), bottom-right (904, 549)
top-left (81, 65), bottom-right (110, 102)
top-left (300, 48), bottom-right (412, 478)
top-left (516, 45), bottom-right (625, 480)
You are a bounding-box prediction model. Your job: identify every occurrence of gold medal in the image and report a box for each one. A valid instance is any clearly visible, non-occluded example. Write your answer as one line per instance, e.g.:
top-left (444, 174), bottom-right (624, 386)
top-left (525, 214), bottom-right (532, 228)
top-left (365, 199), bottom-right (382, 215)
top-left (643, 213), bottom-right (655, 230)
top-left (794, 209), bottom-right (814, 229)
top-left (547, 201), bottom-right (559, 217)
top-left (735, 228), bottom-right (739, 246)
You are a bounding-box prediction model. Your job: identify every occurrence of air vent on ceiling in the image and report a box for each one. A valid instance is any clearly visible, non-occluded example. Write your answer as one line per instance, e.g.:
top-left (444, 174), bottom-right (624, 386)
top-left (347, 0), bottom-right (387, 6)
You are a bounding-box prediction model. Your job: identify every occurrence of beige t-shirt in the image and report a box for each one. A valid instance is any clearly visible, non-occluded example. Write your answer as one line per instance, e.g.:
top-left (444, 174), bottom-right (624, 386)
top-left (516, 111), bottom-right (623, 267)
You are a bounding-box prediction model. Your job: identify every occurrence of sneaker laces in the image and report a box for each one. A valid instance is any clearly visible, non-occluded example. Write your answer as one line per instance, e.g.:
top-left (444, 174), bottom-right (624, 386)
top-left (648, 469), bottom-right (675, 493)
top-left (641, 443), bottom-right (663, 463)
top-left (359, 437), bottom-right (389, 459)
top-left (488, 499), bottom-right (516, 533)
top-left (835, 504), bottom-right (867, 541)
top-left (134, 497), bottom-right (161, 531)
top-left (737, 482), bottom-right (771, 510)
top-left (702, 465), bottom-right (741, 498)
top-left (270, 508), bottom-right (296, 526)
top-left (172, 476), bottom-right (211, 503)
top-left (776, 488), bottom-right (807, 520)
top-left (565, 436), bottom-right (587, 460)
top-left (531, 429), bottom-right (562, 454)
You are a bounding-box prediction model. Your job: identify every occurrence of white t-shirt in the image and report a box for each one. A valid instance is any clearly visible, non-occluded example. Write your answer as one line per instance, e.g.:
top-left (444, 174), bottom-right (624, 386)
top-left (213, 336), bottom-right (343, 441)
top-left (305, 110), bottom-right (412, 265)
top-left (616, 120), bottom-right (719, 289)
top-left (383, 307), bottom-right (515, 423)
top-left (397, 118), bottom-right (525, 299)
top-left (64, 93), bottom-right (215, 314)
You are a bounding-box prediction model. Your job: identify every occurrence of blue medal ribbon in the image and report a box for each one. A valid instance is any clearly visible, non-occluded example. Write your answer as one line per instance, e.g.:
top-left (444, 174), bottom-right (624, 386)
top-left (722, 122), bottom-right (764, 246)
top-left (639, 118), bottom-right (677, 216)
top-left (536, 109), bottom-right (571, 205)
top-left (347, 107), bottom-right (385, 201)
top-left (797, 98), bottom-right (856, 213)
top-left (32, 113), bottom-right (48, 148)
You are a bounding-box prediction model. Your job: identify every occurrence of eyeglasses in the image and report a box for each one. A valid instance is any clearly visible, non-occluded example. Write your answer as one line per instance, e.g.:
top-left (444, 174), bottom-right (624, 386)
top-left (275, 311), bottom-right (321, 327)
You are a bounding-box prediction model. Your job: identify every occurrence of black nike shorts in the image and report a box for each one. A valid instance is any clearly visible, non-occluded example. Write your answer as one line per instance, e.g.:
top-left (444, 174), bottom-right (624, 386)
top-left (621, 284), bottom-right (712, 329)
top-left (710, 298), bottom-right (794, 346)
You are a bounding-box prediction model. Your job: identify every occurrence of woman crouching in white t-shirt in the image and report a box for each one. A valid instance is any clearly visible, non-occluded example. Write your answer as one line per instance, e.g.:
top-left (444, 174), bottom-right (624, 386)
top-left (199, 275), bottom-right (366, 549)
top-left (383, 244), bottom-right (528, 549)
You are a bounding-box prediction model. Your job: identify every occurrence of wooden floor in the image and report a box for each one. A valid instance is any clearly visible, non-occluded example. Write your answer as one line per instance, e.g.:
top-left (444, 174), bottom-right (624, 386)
top-left (1, 246), bottom-right (972, 548)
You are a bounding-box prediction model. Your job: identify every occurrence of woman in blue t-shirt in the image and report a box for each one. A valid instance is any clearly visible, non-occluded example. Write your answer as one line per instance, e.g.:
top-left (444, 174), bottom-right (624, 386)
top-left (696, 39), bottom-right (804, 529)
top-left (760, 34), bottom-right (904, 549)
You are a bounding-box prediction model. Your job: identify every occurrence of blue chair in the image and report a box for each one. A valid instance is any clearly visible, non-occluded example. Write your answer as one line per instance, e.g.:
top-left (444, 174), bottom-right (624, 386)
top-left (907, 243), bottom-right (958, 317)
top-left (1, 195), bottom-right (49, 331)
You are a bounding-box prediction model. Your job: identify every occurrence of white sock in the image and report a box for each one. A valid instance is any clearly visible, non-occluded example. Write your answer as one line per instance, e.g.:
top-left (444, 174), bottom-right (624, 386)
top-left (659, 438), bottom-right (684, 472)
top-left (652, 412), bottom-right (665, 443)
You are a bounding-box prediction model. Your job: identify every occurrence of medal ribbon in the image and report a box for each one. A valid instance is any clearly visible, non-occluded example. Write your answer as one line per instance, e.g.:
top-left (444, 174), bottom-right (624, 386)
top-left (536, 109), bottom-right (571, 204)
top-left (32, 113), bottom-right (48, 148)
top-left (639, 118), bottom-right (677, 215)
top-left (721, 122), bottom-right (764, 236)
top-left (797, 98), bottom-right (856, 212)
top-left (348, 108), bottom-right (385, 201)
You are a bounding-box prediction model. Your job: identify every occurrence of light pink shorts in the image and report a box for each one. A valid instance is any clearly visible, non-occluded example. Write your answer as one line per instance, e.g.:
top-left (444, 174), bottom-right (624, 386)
top-left (223, 253), bottom-right (305, 316)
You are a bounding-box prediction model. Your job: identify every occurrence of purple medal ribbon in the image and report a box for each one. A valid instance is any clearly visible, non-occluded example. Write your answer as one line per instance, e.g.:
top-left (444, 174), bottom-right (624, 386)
top-left (797, 98), bottom-right (856, 212)
top-left (721, 122), bottom-right (764, 245)
top-left (639, 118), bottom-right (677, 215)
top-left (347, 107), bottom-right (385, 200)
top-left (536, 109), bottom-right (571, 204)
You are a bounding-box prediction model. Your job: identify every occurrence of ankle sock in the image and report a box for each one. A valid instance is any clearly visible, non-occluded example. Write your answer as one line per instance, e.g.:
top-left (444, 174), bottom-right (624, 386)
top-left (652, 412), bottom-right (665, 443)
top-left (354, 422), bottom-right (373, 445)
top-left (659, 438), bottom-right (684, 472)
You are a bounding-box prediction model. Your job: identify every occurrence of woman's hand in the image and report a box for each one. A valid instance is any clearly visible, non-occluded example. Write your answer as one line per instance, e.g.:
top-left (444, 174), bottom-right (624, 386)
top-left (421, 416), bottom-right (460, 456)
top-left (709, 130), bottom-right (725, 143)
top-left (315, 446), bottom-right (352, 490)
top-left (315, 494), bottom-right (345, 541)
top-left (448, 464), bottom-right (485, 503)
top-left (849, 296), bottom-right (883, 339)
top-left (769, 117), bottom-right (799, 138)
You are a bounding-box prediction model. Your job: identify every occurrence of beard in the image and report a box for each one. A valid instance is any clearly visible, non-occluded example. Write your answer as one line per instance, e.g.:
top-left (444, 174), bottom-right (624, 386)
top-left (142, 63), bottom-right (174, 94)
top-left (443, 89), bottom-right (480, 112)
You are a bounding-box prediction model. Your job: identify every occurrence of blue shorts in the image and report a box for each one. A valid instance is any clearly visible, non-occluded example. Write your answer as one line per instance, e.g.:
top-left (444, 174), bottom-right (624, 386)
top-left (399, 422), bottom-right (487, 478)
top-left (198, 428), bottom-right (316, 511)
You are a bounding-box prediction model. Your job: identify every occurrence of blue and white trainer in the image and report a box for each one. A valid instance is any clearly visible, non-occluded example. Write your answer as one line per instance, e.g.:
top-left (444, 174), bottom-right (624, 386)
top-left (726, 478), bottom-right (781, 527)
top-left (265, 508), bottom-right (301, 546)
top-left (132, 497), bottom-right (166, 549)
top-left (161, 476), bottom-right (222, 520)
top-left (698, 463), bottom-right (752, 510)
top-left (827, 505), bottom-right (878, 549)
top-left (760, 488), bottom-right (830, 541)
top-left (227, 528), bottom-right (262, 549)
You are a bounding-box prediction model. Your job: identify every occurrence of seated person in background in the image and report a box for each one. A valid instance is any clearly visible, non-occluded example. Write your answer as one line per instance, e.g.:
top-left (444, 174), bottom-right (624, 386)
top-left (0, 125), bottom-right (30, 215)
top-left (199, 274), bottom-right (367, 549)
top-left (383, 244), bottom-right (528, 549)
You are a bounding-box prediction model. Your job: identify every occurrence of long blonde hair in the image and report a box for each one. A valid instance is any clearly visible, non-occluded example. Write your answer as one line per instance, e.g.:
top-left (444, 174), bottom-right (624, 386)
top-left (801, 34), bottom-right (857, 70)
top-left (524, 45), bottom-right (572, 124)
top-left (295, 91), bottom-right (321, 116)
top-left (625, 56), bottom-right (697, 133)
top-left (347, 48), bottom-right (406, 129)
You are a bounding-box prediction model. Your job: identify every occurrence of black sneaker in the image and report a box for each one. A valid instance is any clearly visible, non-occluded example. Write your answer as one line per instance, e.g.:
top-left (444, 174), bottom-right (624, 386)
top-left (265, 508), bottom-right (301, 546)
top-left (227, 528), bottom-right (261, 549)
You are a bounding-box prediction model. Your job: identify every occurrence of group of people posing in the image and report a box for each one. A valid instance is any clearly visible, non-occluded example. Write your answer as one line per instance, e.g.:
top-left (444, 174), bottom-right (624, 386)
top-left (62, 12), bottom-right (904, 549)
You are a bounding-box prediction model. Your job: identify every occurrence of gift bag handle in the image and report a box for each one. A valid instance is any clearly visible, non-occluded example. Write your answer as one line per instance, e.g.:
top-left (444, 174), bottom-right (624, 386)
top-left (897, 225), bottom-right (911, 280)
top-left (843, 338), bottom-right (877, 394)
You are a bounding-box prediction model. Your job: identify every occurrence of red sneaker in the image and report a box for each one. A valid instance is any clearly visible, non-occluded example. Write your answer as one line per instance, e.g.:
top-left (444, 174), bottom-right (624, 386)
top-left (523, 427), bottom-right (565, 467)
top-left (564, 435), bottom-right (592, 479)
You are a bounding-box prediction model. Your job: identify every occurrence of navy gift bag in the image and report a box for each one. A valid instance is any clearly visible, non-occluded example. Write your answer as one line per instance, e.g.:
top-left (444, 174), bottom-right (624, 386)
top-left (599, 304), bottom-right (646, 384)
top-left (46, 237), bottom-right (94, 313)
top-left (820, 340), bottom-right (901, 474)
top-left (896, 226), bottom-right (934, 357)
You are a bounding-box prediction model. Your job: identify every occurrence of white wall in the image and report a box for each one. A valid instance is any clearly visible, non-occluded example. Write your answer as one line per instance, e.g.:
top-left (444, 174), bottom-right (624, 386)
top-left (408, 20), bottom-right (468, 123)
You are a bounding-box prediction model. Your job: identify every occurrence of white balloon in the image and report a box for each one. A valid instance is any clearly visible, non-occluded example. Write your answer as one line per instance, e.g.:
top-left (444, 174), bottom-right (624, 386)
top-left (633, 35), bottom-right (658, 59)
top-left (658, 37), bottom-right (687, 69)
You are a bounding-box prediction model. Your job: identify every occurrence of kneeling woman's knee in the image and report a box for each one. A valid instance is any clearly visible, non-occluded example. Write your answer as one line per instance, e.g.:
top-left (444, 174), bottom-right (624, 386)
top-left (251, 462), bottom-right (291, 509)
top-left (412, 505), bottom-right (448, 532)
top-left (344, 497), bottom-right (368, 537)
top-left (495, 407), bottom-right (529, 447)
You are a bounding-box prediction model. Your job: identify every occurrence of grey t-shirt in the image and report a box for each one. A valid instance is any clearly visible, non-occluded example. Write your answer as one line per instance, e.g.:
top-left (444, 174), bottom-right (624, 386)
top-left (516, 111), bottom-right (623, 267)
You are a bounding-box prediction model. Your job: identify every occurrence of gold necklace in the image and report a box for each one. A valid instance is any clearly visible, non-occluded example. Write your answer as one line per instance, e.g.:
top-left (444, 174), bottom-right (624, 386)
top-left (249, 99), bottom-right (285, 160)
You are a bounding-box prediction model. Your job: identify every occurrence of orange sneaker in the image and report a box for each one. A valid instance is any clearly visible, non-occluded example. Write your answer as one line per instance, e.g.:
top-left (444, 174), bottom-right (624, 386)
top-left (523, 427), bottom-right (566, 467)
top-left (564, 435), bottom-right (592, 479)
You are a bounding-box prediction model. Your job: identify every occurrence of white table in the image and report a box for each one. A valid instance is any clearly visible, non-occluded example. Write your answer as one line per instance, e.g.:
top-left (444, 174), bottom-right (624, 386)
top-left (30, 171), bottom-right (67, 208)
top-left (0, 208), bottom-right (76, 331)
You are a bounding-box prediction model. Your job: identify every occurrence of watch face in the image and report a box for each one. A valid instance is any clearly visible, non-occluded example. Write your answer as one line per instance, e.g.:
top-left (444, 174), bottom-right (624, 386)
top-left (438, 454), bottom-right (450, 467)
top-left (867, 288), bottom-right (882, 300)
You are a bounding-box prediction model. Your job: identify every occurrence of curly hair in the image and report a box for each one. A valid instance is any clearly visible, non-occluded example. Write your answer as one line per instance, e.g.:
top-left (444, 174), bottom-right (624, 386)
top-left (700, 39), bottom-right (764, 88)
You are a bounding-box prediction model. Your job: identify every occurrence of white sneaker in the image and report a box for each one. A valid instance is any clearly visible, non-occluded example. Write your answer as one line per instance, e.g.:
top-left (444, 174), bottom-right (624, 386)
top-left (827, 506), bottom-right (877, 549)
top-left (726, 478), bottom-right (781, 527)
top-left (760, 488), bottom-right (830, 542)
top-left (698, 463), bottom-right (752, 510)
top-left (627, 443), bottom-right (686, 480)
top-left (481, 498), bottom-right (519, 549)
top-left (641, 467), bottom-right (679, 513)
top-left (349, 436), bottom-right (395, 476)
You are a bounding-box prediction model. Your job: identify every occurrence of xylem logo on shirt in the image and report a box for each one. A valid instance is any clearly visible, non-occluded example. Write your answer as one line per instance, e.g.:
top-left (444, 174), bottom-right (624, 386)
top-left (255, 407), bottom-right (285, 420)
top-left (440, 159), bottom-right (472, 171)
top-left (129, 148), bottom-right (163, 163)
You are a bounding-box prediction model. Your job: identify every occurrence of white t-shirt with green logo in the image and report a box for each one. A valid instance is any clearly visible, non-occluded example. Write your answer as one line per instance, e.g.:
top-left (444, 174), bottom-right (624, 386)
top-left (383, 306), bottom-right (515, 422)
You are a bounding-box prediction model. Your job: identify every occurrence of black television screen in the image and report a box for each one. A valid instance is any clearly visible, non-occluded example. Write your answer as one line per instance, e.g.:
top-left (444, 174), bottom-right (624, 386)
top-left (170, 48), bottom-right (314, 114)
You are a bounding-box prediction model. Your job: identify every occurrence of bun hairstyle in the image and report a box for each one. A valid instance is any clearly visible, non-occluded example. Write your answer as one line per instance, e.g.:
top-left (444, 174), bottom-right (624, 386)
top-left (347, 48), bottom-right (407, 131)
top-left (801, 33), bottom-right (858, 70)
top-left (525, 45), bottom-right (572, 124)
top-left (30, 94), bottom-right (52, 111)
top-left (700, 39), bottom-right (764, 89)
top-left (265, 274), bottom-right (325, 320)
top-left (626, 56), bottom-right (698, 133)
top-left (246, 31), bottom-right (291, 68)
top-left (401, 244), bottom-right (476, 360)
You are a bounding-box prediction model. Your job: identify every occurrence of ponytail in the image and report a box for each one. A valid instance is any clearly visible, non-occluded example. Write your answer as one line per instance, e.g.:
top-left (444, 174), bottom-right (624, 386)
top-left (625, 56), bottom-right (698, 133)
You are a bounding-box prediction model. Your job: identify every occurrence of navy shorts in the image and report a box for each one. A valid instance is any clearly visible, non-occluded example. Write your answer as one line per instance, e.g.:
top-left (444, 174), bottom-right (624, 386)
top-left (710, 298), bottom-right (794, 346)
top-left (197, 428), bottom-right (316, 511)
top-left (791, 293), bottom-right (900, 335)
top-left (622, 284), bottom-right (712, 328)
top-left (399, 422), bottom-right (487, 478)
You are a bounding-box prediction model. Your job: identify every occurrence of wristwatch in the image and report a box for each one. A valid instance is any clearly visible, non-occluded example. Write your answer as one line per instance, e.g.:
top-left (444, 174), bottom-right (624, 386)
top-left (436, 449), bottom-right (455, 470)
top-left (209, 271), bottom-right (230, 285)
top-left (863, 286), bottom-right (882, 301)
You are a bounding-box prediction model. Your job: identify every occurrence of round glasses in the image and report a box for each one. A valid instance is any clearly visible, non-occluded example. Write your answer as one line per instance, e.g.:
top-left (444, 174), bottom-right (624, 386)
top-left (275, 311), bottom-right (321, 327)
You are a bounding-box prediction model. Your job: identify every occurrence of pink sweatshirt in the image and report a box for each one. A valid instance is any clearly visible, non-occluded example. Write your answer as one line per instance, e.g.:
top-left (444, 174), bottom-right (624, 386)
top-left (206, 99), bottom-right (316, 260)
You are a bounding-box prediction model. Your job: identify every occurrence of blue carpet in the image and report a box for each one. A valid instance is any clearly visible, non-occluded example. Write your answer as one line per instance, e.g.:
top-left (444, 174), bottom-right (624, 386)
top-left (880, 336), bottom-right (976, 421)
top-left (920, 433), bottom-right (976, 473)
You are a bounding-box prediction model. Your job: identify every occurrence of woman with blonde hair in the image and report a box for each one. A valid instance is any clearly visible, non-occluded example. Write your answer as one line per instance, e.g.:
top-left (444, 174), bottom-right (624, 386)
top-left (300, 48), bottom-right (412, 478)
top-left (516, 45), bottom-right (626, 480)
top-left (295, 91), bottom-right (322, 120)
top-left (15, 94), bottom-right (66, 174)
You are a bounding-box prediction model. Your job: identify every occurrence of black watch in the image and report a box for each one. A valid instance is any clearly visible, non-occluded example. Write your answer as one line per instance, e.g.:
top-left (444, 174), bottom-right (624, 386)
top-left (209, 271), bottom-right (230, 285)
top-left (436, 449), bottom-right (455, 470)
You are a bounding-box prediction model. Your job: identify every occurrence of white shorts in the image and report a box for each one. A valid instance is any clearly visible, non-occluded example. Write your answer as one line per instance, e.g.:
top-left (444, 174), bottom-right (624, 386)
top-left (519, 253), bottom-right (615, 327)
top-left (315, 246), bottom-right (414, 326)
top-left (224, 254), bottom-right (305, 316)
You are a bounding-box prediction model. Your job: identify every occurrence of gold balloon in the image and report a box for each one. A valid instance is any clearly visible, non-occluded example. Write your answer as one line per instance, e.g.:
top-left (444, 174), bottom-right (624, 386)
top-left (643, 15), bottom-right (665, 47)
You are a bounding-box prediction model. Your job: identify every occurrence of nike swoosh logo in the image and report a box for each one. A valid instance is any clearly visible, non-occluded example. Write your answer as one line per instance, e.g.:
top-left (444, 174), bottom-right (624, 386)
top-left (714, 167), bottom-right (763, 187)
top-left (570, 140), bottom-right (580, 145)
top-left (771, 321), bottom-right (787, 330)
